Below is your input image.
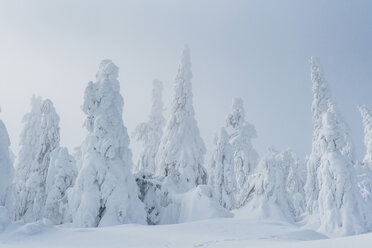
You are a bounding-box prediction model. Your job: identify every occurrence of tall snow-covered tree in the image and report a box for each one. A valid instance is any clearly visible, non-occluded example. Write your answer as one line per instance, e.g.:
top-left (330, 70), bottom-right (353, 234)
top-left (44, 147), bottom-right (77, 224)
top-left (156, 45), bottom-right (207, 192)
top-left (209, 127), bottom-right (236, 210)
top-left (0, 107), bottom-right (14, 209)
top-left (68, 60), bottom-right (146, 227)
top-left (226, 97), bottom-right (258, 207)
top-left (132, 79), bottom-right (165, 174)
top-left (14, 98), bottom-right (60, 222)
top-left (243, 148), bottom-right (306, 222)
top-left (304, 57), bottom-right (367, 235)
top-left (358, 105), bottom-right (372, 167)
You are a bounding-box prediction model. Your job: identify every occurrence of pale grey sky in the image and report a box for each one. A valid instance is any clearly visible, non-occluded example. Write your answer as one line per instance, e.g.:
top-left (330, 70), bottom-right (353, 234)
top-left (0, 0), bottom-right (371, 163)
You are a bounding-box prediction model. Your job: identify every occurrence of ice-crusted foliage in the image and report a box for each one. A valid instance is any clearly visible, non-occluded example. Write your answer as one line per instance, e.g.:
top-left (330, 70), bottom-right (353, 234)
top-left (243, 148), bottom-right (305, 222)
top-left (132, 79), bottom-right (165, 174)
top-left (209, 128), bottom-right (236, 210)
top-left (156, 46), bottom-right (207, 192)
top-left (14, 98), bottom-right (60, 222)
top-left (0, 107), bottom-right (14, 209)
top-left (44, 147), bottom-right (77, 224)
top-left (305, 57), bottom-right (367, 236)
top-left (226, 97), bottom-right (258, 207)
top-left (68, 60), bottom-right (146, 227)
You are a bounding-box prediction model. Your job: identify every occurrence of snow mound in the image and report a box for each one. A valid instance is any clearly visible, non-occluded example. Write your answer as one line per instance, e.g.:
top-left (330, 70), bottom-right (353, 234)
top-left (178, 185), bottom-right (233, 223)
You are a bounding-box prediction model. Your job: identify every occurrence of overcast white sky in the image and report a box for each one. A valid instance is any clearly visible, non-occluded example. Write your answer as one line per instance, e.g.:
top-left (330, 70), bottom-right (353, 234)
top-left (0, 0), bottom-right (371, 163)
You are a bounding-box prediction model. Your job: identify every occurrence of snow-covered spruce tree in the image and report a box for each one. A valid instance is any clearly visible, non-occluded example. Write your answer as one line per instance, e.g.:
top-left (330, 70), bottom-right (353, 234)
top-left (243, 148), bottom-right (306, 222)
top-left (156, 45), bottom-right (207, 192)
top-left (14, 97), bottom-right (61, 222)
top-left (226, 97), bottom-right (258, 207)
top-left (209, 127), bottom-right (236, 210)
top-left (44, 147), bottom-right (77, 224)
top-left (356, 105), bottom-right (372, 204)
top-left (304, 57), bottom-right (367, 235)
top-left (132, 79), bottom-right (165, 174)
top-left (0, 107), bottom-right (14, 209)
top-left (68, 60), bottom-right (146, 227)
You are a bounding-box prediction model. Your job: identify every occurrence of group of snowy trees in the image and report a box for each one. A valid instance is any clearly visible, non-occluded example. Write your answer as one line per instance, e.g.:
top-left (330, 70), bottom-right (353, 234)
top-left (0, 47), bottom-right (372, 236)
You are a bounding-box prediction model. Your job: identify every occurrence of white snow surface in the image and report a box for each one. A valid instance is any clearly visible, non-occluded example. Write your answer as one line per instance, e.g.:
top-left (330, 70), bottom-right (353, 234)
top-left (2, 209), bottom-right (372, 248)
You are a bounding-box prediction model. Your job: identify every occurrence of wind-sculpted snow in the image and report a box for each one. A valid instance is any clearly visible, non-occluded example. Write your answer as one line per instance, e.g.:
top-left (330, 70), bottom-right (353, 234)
top-left (0, 108), bottom-right (14, 210)
top-left (156, 45), bottom-right (207, 192)
top-left (132, 79), bottom-right (165, 174)
top-left (68, 60), bottom-right (146, 227)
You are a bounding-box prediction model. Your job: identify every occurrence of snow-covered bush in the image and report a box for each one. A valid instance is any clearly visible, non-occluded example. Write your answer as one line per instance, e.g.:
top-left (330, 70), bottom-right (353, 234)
top-left (226, 97), bottom-right (258, 207)
top-left (44, 147), bottom-right (77, 224)
top-left (304, 57), bottom-right (367, 236)
top-left (132, 79), bottom-right (165, 174)
top-left (0, 107), bottom-right (14, 210)
top-left (156, 45), bottom-right (207, 192)
top-left (68, 60), bottom-right (146, 227)
top-left (209, 127), bottom-right (236, 210)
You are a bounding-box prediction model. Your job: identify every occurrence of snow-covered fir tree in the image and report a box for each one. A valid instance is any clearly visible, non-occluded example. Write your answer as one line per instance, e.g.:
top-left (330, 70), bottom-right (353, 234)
top-left (68, 60), bottom-right (146, 227)
top-left (156, 45), bottom-right (207, 192)
top-left (14, 97), bottom-right (60, 222)
top-left (226, 97), bottom-right (258, 207)
top-left (44, 147), bottom-right (77, 224)
top-left (356, 105), bottom-right (372, 204)
top-left (243, 148), bottom-right (306, 222)
top-left (304, 57), bottom-right (367, 235)
top-left (209, 127), bottom-right (236, 210)
top-left (132, 79), bottom-right (165, 174)
top-left (0, 107), bottom-right (14, 209)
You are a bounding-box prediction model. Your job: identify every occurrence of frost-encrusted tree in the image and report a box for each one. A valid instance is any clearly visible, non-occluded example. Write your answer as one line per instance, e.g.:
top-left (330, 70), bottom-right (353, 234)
top-left (226, 97), bottom-right (258, 207)
top-left (243, 148), bottom-right (306, 222)
top-left (304, 57), bottom-right (366, 235)
top-left (357, 105), bottom-right (372, 203)
top-left (156, 45), bottom-right (207, 192)
top-left (68, 60), bottom-right (146, 227)
top-left (132, 79), bottom-right (165, 174)
top-left (44, 147), bottom-right (77, 224)
top-left (0, 107), bottom-right (14, 209)
top-left (209, 128), bottom-right (236, 210)
top-left (14, 97), bottom-right (60, 222)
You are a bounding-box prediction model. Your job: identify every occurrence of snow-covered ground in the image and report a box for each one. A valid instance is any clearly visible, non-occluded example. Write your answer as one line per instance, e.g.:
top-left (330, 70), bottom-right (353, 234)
top-left (1, 214), bottom-right (372, 248)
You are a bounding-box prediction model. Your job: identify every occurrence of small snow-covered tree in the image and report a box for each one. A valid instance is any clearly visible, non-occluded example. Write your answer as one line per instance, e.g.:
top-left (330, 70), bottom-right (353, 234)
top-left (156, 45), bottom-right (207, 192)
top-left (209, 127), bottom-right (236, 210)
top-left (243, 148), bottom-right (306, 222)
top-left (44, 147), bottom-right (77, 224)
top-left (304, 57), bottom-right (367, 235)
top-left (0, 107), bottom-right (14, 209)
top-left (68, 60), bottom-right (146, 227)
top-left (132, 79), bottom-right (165, 174)
top-left (226, 97), bottom-right (258, 207)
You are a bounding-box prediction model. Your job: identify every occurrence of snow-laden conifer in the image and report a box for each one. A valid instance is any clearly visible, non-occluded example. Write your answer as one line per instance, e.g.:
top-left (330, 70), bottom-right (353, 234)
top-left (209, 128), bottom-right (236, 210)
top-left (304, 57), bottom-right (367, 235)
top-left (156, 46), bottom-right (207, 192)
top-left (44, 147), bottom-right (77, 224)
top-left (0, 107), bottom-right (14, 209)
top-left (68, 60), bottom-right (146, 227)
top-left (132, 79), bottom-right (165, 174)
top-left (226, 97), bottom-right (258, 207)
top-left (14, 97), bottom-right (60, 222)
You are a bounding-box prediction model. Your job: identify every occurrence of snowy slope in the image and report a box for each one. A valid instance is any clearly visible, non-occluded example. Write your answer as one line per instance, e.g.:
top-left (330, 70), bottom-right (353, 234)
top-left (1, 215), bottom-right (372, 248)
